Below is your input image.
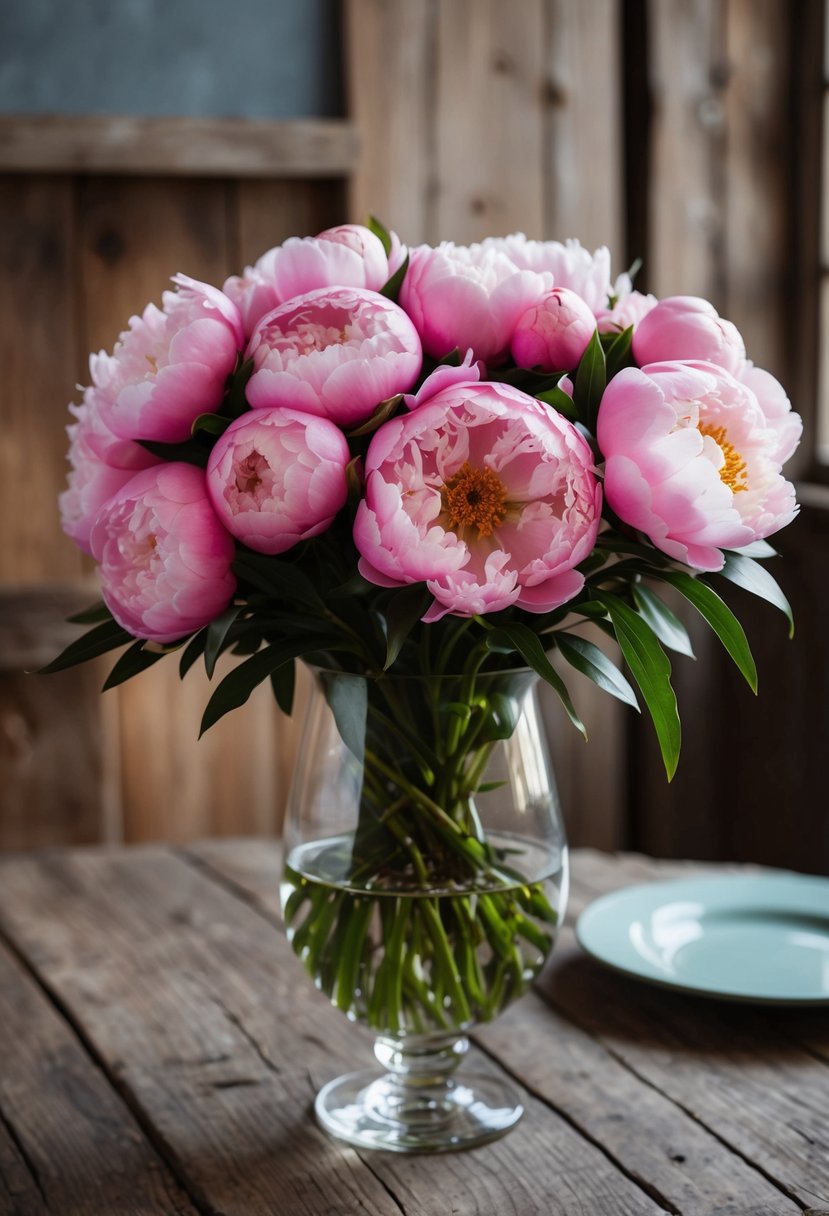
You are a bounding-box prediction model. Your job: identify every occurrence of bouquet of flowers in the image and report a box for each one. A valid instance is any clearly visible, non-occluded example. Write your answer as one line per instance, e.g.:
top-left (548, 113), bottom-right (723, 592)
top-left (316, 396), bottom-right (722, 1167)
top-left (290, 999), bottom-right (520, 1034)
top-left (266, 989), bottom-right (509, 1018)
top-left (49, 219), bottom-right (799, 1036)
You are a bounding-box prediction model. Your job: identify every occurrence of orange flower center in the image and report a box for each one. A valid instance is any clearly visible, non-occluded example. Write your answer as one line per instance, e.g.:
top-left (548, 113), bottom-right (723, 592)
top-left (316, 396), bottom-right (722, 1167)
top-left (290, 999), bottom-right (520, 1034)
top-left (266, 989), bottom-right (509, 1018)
top-left (441, 462), bottom-right (507, 538)
top-left (699, 423), bottom-right (748, 493)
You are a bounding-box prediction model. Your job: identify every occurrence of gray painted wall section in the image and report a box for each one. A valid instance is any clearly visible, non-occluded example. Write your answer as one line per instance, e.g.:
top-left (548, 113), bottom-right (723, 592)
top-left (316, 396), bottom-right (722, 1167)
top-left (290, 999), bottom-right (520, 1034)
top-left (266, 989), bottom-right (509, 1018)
top-left (0, 0), bottom-right (342, 118)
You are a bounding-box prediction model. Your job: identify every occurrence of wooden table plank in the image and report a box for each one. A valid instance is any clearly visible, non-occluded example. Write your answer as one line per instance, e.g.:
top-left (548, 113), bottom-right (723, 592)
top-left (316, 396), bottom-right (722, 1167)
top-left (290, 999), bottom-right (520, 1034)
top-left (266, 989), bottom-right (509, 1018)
top-left (0, 937), bottom-right (198, 1215)
top-left (0, 847), bottom-right (669, 1216)
top-left (188, 839), bottom-right (810, 1216)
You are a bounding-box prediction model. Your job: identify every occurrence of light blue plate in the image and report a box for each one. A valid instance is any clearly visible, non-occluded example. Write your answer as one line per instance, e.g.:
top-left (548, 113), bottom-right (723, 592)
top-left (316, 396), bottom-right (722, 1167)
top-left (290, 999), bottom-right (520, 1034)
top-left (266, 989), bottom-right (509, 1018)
top-left (576, 872), bottom-right (829, 1004)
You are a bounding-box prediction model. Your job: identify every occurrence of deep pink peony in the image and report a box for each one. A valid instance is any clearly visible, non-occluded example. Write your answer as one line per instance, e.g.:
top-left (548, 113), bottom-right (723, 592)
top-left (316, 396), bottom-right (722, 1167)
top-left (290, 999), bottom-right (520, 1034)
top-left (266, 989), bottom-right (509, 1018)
top-left (512, 286), bottom-right (597, 371)
top-left (105, 275), bottom-right (244, 445)
top-left (399, 241), bottom-right (549, 364)
top-left (354, 380), bottom-right (601, 618)
top-left (597, 361), bottom-right (799, 571)
top-left (631, 296), bottom-right (745, 374)
top-left (206, 408), bottom-right (350, 554)
top-left (89, 463), bottom-right (237, 643)
top-left (245, 286), bottom-right (422, 427)
top-left (224, 224), bottom-right (406, 337)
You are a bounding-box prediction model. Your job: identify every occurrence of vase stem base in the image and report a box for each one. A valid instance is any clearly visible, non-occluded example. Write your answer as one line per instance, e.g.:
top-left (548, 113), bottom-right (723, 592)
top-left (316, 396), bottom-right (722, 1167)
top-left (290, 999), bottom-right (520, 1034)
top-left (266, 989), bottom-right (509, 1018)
top-left (314, 1067), bottom-right (524, 1153)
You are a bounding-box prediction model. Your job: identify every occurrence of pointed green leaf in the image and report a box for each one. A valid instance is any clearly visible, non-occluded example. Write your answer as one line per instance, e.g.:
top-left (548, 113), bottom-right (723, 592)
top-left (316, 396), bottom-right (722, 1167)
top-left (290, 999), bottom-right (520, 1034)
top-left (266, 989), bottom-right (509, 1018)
top-left (38, 619), bottom-right (133, 674)
top-left (659, 571), bottom-right (758, 693)
top-left (632, 584), bottom-right (695, 658)
top-left (727, 539), bottom-right (776, 559)
top-left (718, 553), bottom-right (794, 638)
top-left (232, 552), bottom-right (324, 607)
top-left (383, 583), bottom-right (432, 669)
top-left (224, 356), bottom-right (254, 418)
top-left (191, 412), bottom-right (231, 438)
top-left (604, 324), bottom-right (634, 380)
top-left (319, 669), bottom-right (367, 764)
top-left (380, 253), bottom-right (409, 303)
top-left (485, 622), bottom-right (586, 738)
top-left (102, 640), bottom-right (167, 690)
top-left (572, 328), bottom-right (606, 431)
top-left (595, 591), bottom-right (681, 780)
top-left (554, 633), bottom-right (639, 709)
top-left (536, 385), bottom-right (579, 421)
top-left (270, 659), bottom-right (296, 716)
top-left (67, 601), bottom-right (113, 625)
top-left (204, 605), bottom-right (243, 679)
top-left (137, 437), bottom-right (210, 468)
top-left (367, 215), bottom-right (393, 256)
top-left (179, 630), bottom-right (207, 678)
top-left (347, 395), bottom-right (403, 438)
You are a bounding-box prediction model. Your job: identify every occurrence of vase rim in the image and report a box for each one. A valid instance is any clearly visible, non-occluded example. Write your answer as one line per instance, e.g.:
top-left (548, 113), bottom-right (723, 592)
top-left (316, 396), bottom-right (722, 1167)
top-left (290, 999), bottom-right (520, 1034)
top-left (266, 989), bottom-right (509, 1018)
top-left (304, 661), bottom-right (539, 683)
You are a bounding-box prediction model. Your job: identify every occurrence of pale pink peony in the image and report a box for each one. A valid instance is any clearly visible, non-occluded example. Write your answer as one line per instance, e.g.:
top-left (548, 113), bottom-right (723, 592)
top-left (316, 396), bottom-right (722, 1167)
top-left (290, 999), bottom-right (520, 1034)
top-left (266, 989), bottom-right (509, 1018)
top-left (354, 380), bottom-right (601, 619)
top-left (399, 241), bottom-right (549, 364)
top-left (632, 296), bottom-right (745, 375)
top-left (482, 235), bottom-right (613, 313)
top-left (89, 463), bottom-right (237, 643)
top-left (596, 289), bottom-right (658, 335)
top-left (206, 408), bottom-right (350, 555)
top-left (512, 286), bottom-right (597, 371)
top-left (245, 286), bottom-right (422, 427)
top-left (106, 275), bottom-right (244, 445)
top-left (597, 361), bottom-right (799, 572)
top-left (738, 362), bottom-right (803, 465)
top-left (224, 224), bottom-right (406, 337)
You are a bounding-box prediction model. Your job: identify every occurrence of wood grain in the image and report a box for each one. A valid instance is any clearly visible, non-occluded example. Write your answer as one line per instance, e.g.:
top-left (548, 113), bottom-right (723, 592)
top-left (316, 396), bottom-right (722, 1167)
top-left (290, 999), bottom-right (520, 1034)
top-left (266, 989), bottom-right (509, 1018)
top-left (0, 846), bottom-right (678, 1216)
top-left (0, 116), bottom-right (359, 178)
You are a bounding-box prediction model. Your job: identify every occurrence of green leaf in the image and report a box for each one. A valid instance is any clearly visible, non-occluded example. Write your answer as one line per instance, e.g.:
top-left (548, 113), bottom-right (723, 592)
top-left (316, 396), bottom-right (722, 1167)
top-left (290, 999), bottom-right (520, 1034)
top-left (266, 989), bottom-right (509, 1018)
top-left (595, 591), bottom-right (681, 781)
top-left (536, 385), bottom-right (579, 421)
top-left (191, 412), bottom-right (231, 438)
top-left (631, 584), bottom-right (695, 658)
top-left (67, 601), bottom-right (113, 625)
top-left (367, 215), bottom-right (393, 256)
top-left (382, 583), bottom-right (432, 669)
top-left (320, 669), bottom-right (367, 764)
top-left (102, 640), bottom-right (167, 690)
top-left (200, 636), bottom-right (341, 735)
top-left (719, 553), bottom-right (794, 638)
top-left (604, 324), bottom-right (634, 380)
top-left (232, 552), bottom-right (324, 607)
top-left (38, 619), bottom-right (133, 674)
top-left (137, 437), bottom-right (211, 468)
top-left (659, 571), bottom-right (758, 693)
top-left (204, 605), bottom-right (243, 679)
top-left (554, 633), bottom-right (639, 709)
top-left (380, 253), bottom-right (409, 303)
top-left (727, 539), bottom-right (777, 559)
top-left (224, 356), bottom-right (254, 419)
top-left (347, 395), bottom-right (403, 438)
top-left (270, 660), bottom-right (296, 716)
top-left (572, 328), bottom-right (606, 431)
top-left (179, 630), bottom-right (207, 679)
top-left (485, 622), bottom-right (586, 738)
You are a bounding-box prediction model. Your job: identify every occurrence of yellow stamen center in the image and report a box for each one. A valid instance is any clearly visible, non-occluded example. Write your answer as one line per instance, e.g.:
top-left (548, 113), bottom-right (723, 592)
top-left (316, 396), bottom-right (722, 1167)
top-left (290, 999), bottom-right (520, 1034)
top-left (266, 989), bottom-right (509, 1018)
top-left (442, 462), bottom-right (507, 538)
top-left (699, 423), bottom-right (748, 493)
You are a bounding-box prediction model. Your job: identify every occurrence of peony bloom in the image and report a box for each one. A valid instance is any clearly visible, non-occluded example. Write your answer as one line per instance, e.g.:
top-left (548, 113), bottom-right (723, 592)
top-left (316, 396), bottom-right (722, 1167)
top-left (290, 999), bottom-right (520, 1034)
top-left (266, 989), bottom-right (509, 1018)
top-left (354, 380), bottom-right (601, 618)
top-left (245, 286), bottom-right (422, 427)
top-left (596, 289), bottom-right (658, 335)
top-left (206, 408), bottom-right (350, 554)
top-left (483, 235), bottom-right (613, 313)
top-left (399, 241), bottom-right (549, 364)
top-left (90, 463), bottom-right (237, 643)
top-left (632, 296), bottom-right (745, 374)
top-left (597, 361), bottom-right (799, 571)
top-left (512, 286), bottom-right (597, 371)
top-left (105, 275), bottom-right (244, 445)
top-left (224, 224), bottom-right (406, 337)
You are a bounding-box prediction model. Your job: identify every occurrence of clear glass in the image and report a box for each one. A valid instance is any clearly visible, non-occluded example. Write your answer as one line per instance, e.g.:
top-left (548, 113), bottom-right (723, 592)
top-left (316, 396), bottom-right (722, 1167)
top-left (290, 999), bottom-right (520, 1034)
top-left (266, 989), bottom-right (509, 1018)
top-left (280, 666), bottom-right (568, 1152)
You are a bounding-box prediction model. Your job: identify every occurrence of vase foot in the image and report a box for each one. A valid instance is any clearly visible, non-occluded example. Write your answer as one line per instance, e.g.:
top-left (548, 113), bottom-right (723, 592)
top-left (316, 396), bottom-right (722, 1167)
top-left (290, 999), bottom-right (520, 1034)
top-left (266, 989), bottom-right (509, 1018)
top-left (314, 1067), bottom-right (524, 1153)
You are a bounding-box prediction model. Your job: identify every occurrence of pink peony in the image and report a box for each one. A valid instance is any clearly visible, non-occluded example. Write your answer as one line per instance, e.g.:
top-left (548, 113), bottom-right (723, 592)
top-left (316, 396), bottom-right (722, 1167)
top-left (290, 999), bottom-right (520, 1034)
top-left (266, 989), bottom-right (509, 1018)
top-left (105, 275), bottom-right (244, 445)
top-left (224, 224), bottom-right (406, 337)
top-left (245, 286), bottom-right (422, 427)
top-left (206, 408), bottom-right (350, 554)
top-left (597, 361), bottom-right (799, 571)
top-left (483, 235), bottom-right (613, 313)
top-left (399, 241), bottom-right (549, 364)
top-left (90, 463), bottom-right (237, 643)
top-left (354, 380), bottom-right (601, 619)
top-left (512, 286), bottom-right (597, 371)
top-left (596, 289), bottom-right (658, 335)
top-left (632, 296), bottom-right (745, 374)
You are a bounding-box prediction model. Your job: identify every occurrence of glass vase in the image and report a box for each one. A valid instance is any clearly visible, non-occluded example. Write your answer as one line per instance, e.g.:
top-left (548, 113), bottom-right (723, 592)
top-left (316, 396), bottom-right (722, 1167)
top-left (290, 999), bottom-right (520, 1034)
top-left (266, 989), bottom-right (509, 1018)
top-left (280, 665), bottom-right (568, 1152)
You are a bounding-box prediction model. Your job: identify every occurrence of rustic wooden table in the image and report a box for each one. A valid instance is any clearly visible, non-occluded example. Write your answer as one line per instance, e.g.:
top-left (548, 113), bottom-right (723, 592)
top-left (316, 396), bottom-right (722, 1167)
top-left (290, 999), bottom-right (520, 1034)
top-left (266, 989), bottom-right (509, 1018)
top-left (0, 842), bottom-right (826, 1216)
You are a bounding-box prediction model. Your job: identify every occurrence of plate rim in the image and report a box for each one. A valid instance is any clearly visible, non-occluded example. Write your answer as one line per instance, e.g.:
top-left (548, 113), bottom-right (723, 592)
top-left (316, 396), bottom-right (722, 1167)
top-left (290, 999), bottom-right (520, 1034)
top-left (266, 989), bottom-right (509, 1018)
top-left (574, 870), bottom-right (829, 1006)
